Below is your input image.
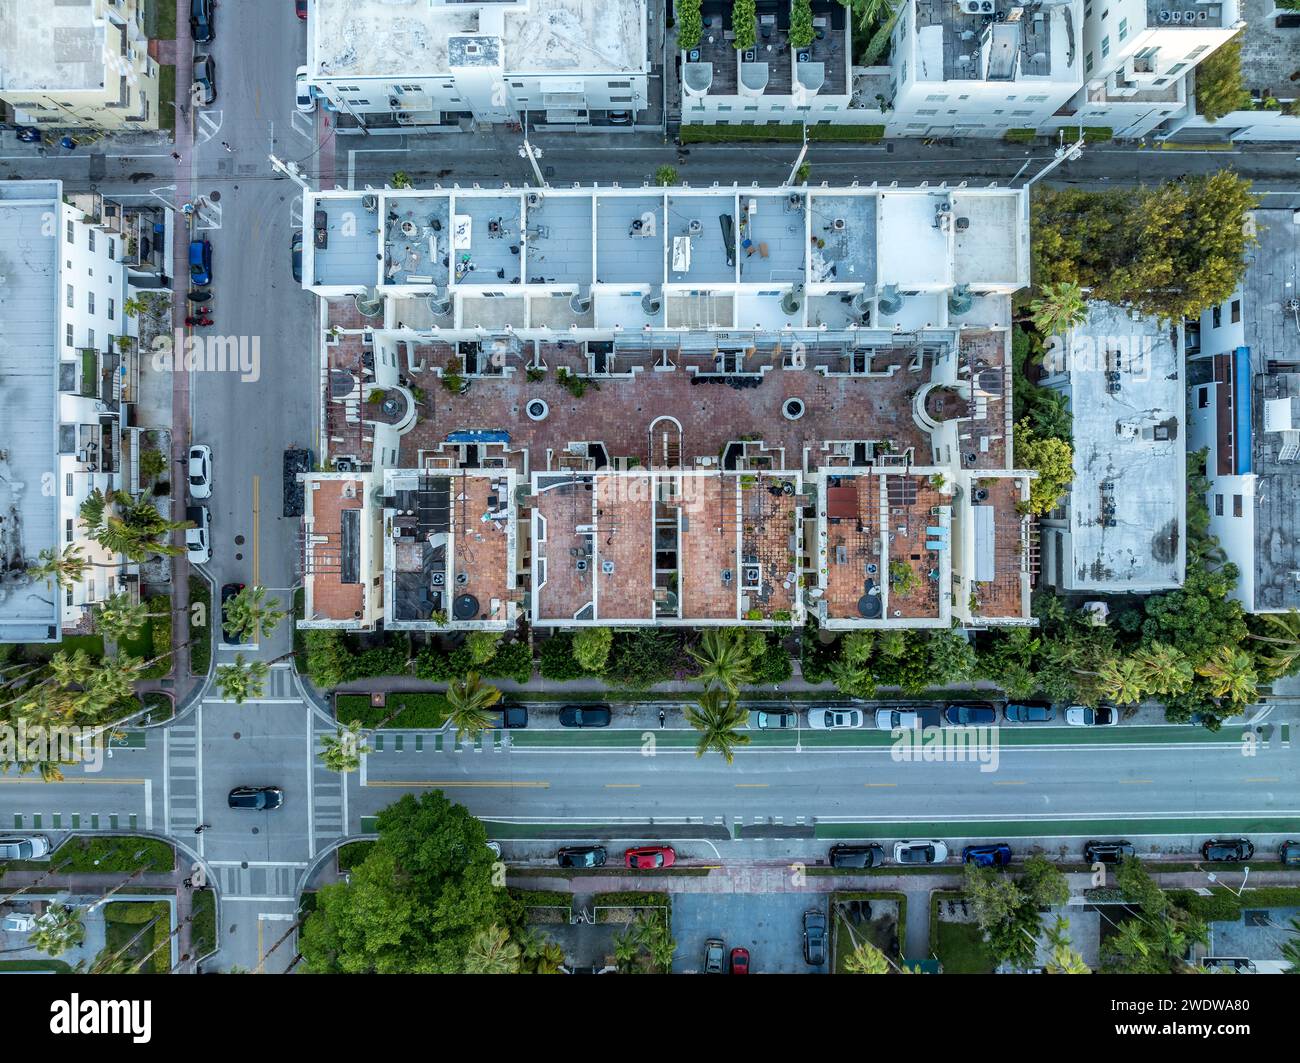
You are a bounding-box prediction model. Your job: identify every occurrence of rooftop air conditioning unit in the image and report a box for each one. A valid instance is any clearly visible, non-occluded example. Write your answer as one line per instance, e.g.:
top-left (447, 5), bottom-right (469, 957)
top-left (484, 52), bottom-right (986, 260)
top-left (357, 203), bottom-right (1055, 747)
top-left (527, 192), bottom-right (542, 209)
top-left (962, 0), bottom-right (984, 13)
top-left (1158, 8), bottom-right (1170, 19)
top-left (1185, 10), bottom-right (1198, 21)
top-left (362, 194), bottom-right (378, 213)
top-left (1169, 10), bottom-right (1181, 21)
top-left (832, 217), bottom-right (846, 230)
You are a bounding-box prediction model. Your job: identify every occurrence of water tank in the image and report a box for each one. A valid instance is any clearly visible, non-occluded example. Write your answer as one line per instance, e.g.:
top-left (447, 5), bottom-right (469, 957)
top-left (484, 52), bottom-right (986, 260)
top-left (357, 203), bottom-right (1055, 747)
top-left (641, 289), bottom-right (662, 315)
top-left (948, 284), bottom-right (974, 316)
top-left (780, 284), bottom-right (805, 315)
top-left (877, 284), bottom-right (904, 316)
top-left (569, 289), bottom-right (593, 314)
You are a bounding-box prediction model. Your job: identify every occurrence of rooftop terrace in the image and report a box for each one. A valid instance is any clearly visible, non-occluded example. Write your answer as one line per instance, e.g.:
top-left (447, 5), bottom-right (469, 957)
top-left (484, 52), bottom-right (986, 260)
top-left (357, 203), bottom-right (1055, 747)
top-left (912, 0), bottom-right (1074, 84)
top-left (0, 0), bottom-right (107, 92)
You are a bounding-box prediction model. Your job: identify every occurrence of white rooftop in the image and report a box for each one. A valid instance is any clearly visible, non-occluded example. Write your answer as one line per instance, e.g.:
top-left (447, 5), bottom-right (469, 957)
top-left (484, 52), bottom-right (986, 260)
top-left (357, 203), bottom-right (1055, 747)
top-left (311, 0), bottom-right (645, 79)
top-left (0, 181), bottom-right (62, 642)
top-left (0, 0), bottom-right (108, 92)
top-left (1058, 301), bottom-right (1186, 592)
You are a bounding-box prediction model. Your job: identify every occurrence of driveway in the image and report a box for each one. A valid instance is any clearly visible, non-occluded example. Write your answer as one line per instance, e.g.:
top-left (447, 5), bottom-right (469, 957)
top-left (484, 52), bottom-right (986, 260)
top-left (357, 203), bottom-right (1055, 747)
top-left (671, 892), bottom-right (826, 974)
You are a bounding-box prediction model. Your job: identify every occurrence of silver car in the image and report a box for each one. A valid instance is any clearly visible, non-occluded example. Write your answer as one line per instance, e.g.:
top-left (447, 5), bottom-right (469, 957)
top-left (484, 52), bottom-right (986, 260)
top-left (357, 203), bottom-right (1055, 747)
top-left (0, 835), bottom-right (51, 860)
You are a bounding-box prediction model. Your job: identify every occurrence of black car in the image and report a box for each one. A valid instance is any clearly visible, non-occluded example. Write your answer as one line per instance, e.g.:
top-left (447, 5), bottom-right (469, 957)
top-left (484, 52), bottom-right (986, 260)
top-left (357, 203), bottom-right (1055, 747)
top-left (191, 0), bottom-right (214, 43)
top-left (1004, 701), bottom-right (1056, 723)
top-left (228, 785), bottom-right (283, 810)
top-left (803, 909), bottom-right (827, 966)
top-left (556, 845), bottom-right (606, 868)
top-left (1280, 840), bottom-right (1300, 866)
top-left (494, 706), bottom-right (528, 729)
top-left (558, 704), bottom-right (611, 728)
top-left (1084, 840), bottom-right (1135, 864)
top-left (291, 230), bottom-right (303, 283)
top-left (829, 843), bottom-right (884, 869)
top-left (944, 703), bottom-right (997, 726)
top-left (1202, 838), bottom-right (1254, 863)
top-left (220, 582), bottom-right (245, 643)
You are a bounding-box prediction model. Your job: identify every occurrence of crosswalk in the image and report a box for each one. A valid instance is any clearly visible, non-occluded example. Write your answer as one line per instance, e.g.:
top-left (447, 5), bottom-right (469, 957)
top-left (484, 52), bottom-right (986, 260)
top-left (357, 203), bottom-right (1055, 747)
top-left (312, 729), bottom-right (346, 855)
top-left (164, 722), bottom-right (201, 835)
top-left (205, 861), bottom-right (306, 901)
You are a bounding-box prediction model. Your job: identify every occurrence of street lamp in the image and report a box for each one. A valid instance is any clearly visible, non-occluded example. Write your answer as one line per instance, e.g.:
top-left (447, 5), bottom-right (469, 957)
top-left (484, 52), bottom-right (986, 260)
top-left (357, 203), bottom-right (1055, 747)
top-left (1207, 866), bottom-right (1250, 896)
top-left (1022, 125), bottom-right (1085, 189)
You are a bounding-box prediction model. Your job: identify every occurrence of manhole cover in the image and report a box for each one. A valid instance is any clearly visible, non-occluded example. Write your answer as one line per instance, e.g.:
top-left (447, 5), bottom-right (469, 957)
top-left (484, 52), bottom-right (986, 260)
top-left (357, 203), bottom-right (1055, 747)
top-left (209, 190), bottom-right (221, 202)
top-left (233, 732), bottom-right (241, 740)
top-left (241, 861), bottom-right (249, 869)
top-left (235, 552), bottom-right (243, 560)
top-left (235, 534), bottom-right (245, 545)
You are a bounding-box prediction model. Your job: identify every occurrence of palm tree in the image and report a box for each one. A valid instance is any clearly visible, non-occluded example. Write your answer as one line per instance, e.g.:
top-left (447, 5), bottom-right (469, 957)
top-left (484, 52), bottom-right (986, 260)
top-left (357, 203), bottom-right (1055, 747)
top-left (687, 628), bottom-right (754, 696)
top-left (1027, 281), bottom-right (1088, 338)
top-left (27, 545), bottom-right (93, 589)
top-left (319, 720), bottom-right (368, 773)
top-left (79, 489), bottom-right (189, 562)
top-left (214, 655), bottom-right (270, 704)
top-left (445, 672), bottom-right (502, 740)
top-left (221, 585), bottom-right (286, 644)
top-left (1129, 642), bottom-right (1192, 697)
top-left (1280, 917), bottom-right (1300, 974)
top-left (683, 689), bottom-right (751, 764)
top-left (1043, 915), bottom-right (1091, 974)
top-left (464, 924), bottom-right (521, 974)
top-left (843, 940), bottom-right (892, 974)
top-left (94, 593), bottom-right (170, 643)
top-left (123, 296), bottom-right (146, 318)
top-left (1246, 610), bottom-right (1300, 679)
top-left (1195, 647), bottom-right (1258, 705)
top-left (29, 904), bottom-right (86, 957)
top-left (1097, 657), bottom-right (1144, 706)
top-left (829, 658), bottom-right (876, 699)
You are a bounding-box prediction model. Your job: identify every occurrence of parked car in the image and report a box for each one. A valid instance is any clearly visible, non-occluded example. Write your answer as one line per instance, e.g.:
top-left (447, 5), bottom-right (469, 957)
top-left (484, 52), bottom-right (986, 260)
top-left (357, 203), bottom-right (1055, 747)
top-left (556, 845), bottom-right (606, 869)
top-left (962, 843), bottom-right (1013, 868)
top-left (808, 707), bottom-right (863, 730)
top-left (188, 237), bottom-right (212, 286)
top-left (291, 230), bottom-right (303, 283)
top-left (185, 505), bottom-right (211, 564)
top-left (14, 126), bottom-right (42, 143)
top-left (558, 704), bottom-right (611, 728)
top-left (607, 110), bottom-right (633, 125)
top-left (754, 709), bottom-right (797, 729)
top-left (190, 0), bottom-right (214, 43)
top-left (295, 66), bottom-right (315, 113)
top-left (295, 0), bottom-right (308, 20)
top-left (944, 703), bottom-right (997, 726)
top-left (729, 947), bottom-right (750, 974)
top-left (1004, 701), bottom-right (1056, 723)
top-left (802, 909), bottom-right (827, 965)
top-left (703, 938), bottom-right (725, 973)
top-left (1202, 838), bottom-right (1254, 863)
top-left (624, 845), bottom-right (675, 870)
top-left (192, 54), bottom-right (216, 105)
top-left (228, 786), bottom-right (283, 810)
top-left (829, 843), bottom-right (885, 869)
top-left (893, 840), bottom-right (949, 865)
top-left (187, 443), bottom-right (212, 499)
top-left (1280, 840), bottom-right (1300, 866)
top-left (1065, 704), bottom-right (1119, 727)
top-left (1084, 840), bottom-right (1135, 864)
top-left (220, 582), bottom-right (245, 643)
top-left (875, 707), bottom-right (921, 730)
top-left (0, 835), bottom-right (51, 860)
top-left (493, 706), bottom-right (527, 729)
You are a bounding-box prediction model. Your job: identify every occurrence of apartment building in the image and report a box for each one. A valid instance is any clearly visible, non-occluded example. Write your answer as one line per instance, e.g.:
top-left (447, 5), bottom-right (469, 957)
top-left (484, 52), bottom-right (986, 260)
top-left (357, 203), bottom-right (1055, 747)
top-left (886, 0), bottom-right (1085, 138)
top-left (306, 0), bottom-right (650, 133)
top-left (1187, 209), bottom-right (1300, 613)
top-left (1038, 301), bottom-right (1187, 595)
top-left (0, 180), bottom-right (165, 643)
top-left (679, 0), bottom-right (856, 126)
top-left (0, 0), bottom-right (160, 132)
top-left (296, 181), bottom-right (1038, 632)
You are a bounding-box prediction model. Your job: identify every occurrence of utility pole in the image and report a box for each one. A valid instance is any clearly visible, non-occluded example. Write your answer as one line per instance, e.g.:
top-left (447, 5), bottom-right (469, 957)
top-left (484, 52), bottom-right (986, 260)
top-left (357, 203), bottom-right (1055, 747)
top-left (1023, 125), bottom-right (1085, 189)
top-left (785, 123), bottom-right (810, 188)
top-left (268, 154), bottom-right (312, 192)
top-left (518, 111), bottom-right (547, 187)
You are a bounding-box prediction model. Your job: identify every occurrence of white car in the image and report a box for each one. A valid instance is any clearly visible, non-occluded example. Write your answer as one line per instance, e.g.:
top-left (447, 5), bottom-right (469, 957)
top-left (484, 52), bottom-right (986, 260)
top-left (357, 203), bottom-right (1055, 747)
top-left (295, 66), bottom-right (315, 113)
top-left (186, 505), bottom-right (211, 564)
top-left (808, 707), bottom-right (863, 729)
top-left (1065, 704), bottom-right (1120, 727)
top-left (187, 443), bottom-right (212, 499)
top-left (0, 835), bottom-right (50, 860)
top-left (875, 707), bottom-right (921, 730)
top-left (893, 840), bottom-right (949, 865)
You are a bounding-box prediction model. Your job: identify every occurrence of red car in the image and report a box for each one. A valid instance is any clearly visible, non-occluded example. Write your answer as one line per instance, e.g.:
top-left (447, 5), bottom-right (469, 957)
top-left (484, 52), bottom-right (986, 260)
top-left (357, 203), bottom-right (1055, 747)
top-left (295, 0), bottom-right (307, 19)
top-left (730, 947), bottom-right (750, 974)
top-left (624, 845), bottom-right (676, 870)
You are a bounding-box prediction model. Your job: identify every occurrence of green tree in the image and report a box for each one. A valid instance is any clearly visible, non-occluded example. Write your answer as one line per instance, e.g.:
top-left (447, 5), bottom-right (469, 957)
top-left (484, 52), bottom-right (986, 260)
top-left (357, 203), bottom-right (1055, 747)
top-left (1280, 916), bottom-right (1300, 974)
top-left (731, 0), bottom-right (757, 50)
top-left (464, 924), bottom-right (521, 974)
top-left (1128, 642), bottom-right (1193, 697)
top-left (214, 655), bottom-right (270, 705)
top-left (1027, 281), bottom-right (1088, 338)
top-left (1020, 854), bottom-right (1069, 909)
top-left (964, 864), bottom-right (1038, 967)
top-left (27, 545), bottom-right (92, 589)
top-left (675, 0), bottom-right (703, 50)
top-left (572, 627), bottom-right (614, 673)
top-left (320, 720), bottom-right (368, 773)
top-left (93, 593), bottom-right (168, 643)
top-left (844, 940), bottom-right (892, 974)
top-left (79, 489), bottom-right (188, 562)
top-left (1115, 855), bottom-right (1167, 917)
top-left (1246, 610), bottom-right (1300, 679)
top-left (1195, 37), bottom-right (1251, 121)
top-left (688, 628), bottom-right (755, 696)
top-left (789, 0), bottom-right (815, 48)
top-left (444, 672), bottom-right (502, 739)
top-left (300, 791), bottom-right (516, 973)
top-left (464, 631), bottom-right (500, 667)
top-left (221, 585), bottom-right (286, 644)
top-left (29, 903), bottom-right (86, 957)
top-left (684, 689), bottom-right (751, 764)
top-left (138, 448), bottom-right (168, 482)
top-left (1097, 657), bottom-right (1144, 706)
top-left (1141, 560), bottom-right (1247, 667)
top-left (654, 164), bottom-right (679, 186)
top-left (829, 658), bottom-right (877, 700)
top-left (1014, 423), bottom-right (1074, 516)
top-left (1043, 915), bottom-right (1091, 974)
top-left (1195, 646), bottom-right (1258, 705)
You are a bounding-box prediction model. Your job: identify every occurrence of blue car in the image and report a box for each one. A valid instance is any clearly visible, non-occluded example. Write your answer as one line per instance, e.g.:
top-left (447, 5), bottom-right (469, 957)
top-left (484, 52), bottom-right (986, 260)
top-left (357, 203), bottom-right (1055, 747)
top-left (189, 238), bottom-right (212, 286)
top-left (962, 844), bottom-right (1012, 868)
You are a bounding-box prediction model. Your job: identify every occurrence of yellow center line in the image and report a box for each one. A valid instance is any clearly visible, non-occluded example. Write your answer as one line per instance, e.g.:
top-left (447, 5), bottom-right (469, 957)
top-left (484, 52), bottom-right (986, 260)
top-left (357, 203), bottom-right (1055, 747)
top-left (993, 780), bottom-right (1026, 786)
top-left (864, 782), bottom-right (897, 788)
top-left (1244, 776), bottom-right (1279, 783)
top-left (364, 780), bottom-right (550, 788)
top-left (251, 475), bottom-right (260, 587)
top-left (735, 783), bottom-right (769, 788)
top-left (604, 783), bottom-right (641, 789)
top-left (1120, 779), bottom-right (1153, 785)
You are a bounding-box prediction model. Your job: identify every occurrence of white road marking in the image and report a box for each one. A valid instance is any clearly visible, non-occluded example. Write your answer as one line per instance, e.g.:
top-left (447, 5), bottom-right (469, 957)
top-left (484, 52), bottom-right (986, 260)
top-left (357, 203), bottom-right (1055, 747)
top-left (290, 111), bottom-right (314, 141)
top-left (195, 110), bottom-right (223, 146)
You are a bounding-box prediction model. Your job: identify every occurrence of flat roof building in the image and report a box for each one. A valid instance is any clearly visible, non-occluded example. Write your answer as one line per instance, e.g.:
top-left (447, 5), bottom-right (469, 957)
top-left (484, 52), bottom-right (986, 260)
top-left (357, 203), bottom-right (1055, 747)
top-left (1040, 300), bottom-right (1186, 594)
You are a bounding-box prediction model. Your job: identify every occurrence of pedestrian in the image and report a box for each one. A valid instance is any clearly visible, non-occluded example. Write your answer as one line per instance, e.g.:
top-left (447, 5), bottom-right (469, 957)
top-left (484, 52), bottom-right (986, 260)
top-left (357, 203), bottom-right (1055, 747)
top-left (171, 151), bottom-right (181, 161)
top-left (221, 141), bottom-right (233, 153)
top-left (658, 708), bottom-right (666, 729)
top-left (193, 824), bottom-right (209, 834)
top-left (182, 877), bottom-right (193, 889)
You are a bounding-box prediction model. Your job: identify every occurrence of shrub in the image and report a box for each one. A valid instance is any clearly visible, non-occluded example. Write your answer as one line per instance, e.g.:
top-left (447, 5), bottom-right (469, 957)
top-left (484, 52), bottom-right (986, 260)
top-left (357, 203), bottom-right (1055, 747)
top-left (751, 637), bottom-right (793, 684)
top-left (465, 631), bottom-right (501, 666)
top-left (676, 0), bottom-right (702, 50)
top-left (789, 0), bottom-right (814, 48)
top-left (142, 595), bottom-right (172, 679)
top-left (1195, 37), bottom-right (1251, 122)
top-left (188, 576), bottom-right (210, 676)
top-left (1004, 128), bottom-right (1037, 142)
top-left (138, 448), bottom-right (168, 482)
top-left (539, 633), bottom-right (586, 681)
top-left (608, 629), bottom-right (683, 689)
top-left (572, 627), bottom-right (613, 673)
top-left (731, 0), bottom-right (757, 50)
top-left (414, 643), bottom-right (475, 681)
top-left (482, 640), bottom-right (534, 684)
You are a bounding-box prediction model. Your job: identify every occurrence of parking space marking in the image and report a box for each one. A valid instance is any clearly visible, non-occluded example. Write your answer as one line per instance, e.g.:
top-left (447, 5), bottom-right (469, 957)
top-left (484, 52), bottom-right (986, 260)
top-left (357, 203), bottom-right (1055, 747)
top-left (291, 111), bottom-right (315, 141)
top-left (195, 109), bottom-right (223, 146)
top-left (193, 196), bottom-right (223, 231)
